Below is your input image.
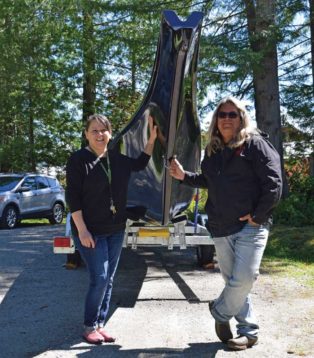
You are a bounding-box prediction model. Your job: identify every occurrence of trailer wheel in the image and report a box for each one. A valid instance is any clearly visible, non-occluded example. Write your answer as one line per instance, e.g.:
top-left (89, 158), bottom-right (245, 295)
top-left (196, 245), bottom-right (215, 267)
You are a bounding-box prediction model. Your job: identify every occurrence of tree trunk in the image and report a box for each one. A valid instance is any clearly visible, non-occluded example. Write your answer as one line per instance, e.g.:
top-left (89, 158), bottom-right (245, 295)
top-left (82, 3), bottom-right (96, 145)
top-left (244, 0), bottom-right (288, 195)
top-left (309, 0), bottom-right (314, 177)
top-left (310, 0), bottom-right (314, 91)
top-left (28, 78), bottom-right (36, 172)
top-left (131, 47), bottom-right (136, 94)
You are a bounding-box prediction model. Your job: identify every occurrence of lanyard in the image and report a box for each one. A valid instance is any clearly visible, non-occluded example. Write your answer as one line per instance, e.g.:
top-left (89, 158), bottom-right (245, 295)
top-left (89, 147), bottom-right (116, 215)
top-left (99, 154), bottom-right (111, 184)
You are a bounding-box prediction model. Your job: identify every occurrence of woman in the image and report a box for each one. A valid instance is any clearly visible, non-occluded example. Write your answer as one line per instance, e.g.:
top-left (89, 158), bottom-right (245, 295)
top-left (169, 96), bottom-right (282, 350)
top-left (66, 114), bottom-right (157, 344)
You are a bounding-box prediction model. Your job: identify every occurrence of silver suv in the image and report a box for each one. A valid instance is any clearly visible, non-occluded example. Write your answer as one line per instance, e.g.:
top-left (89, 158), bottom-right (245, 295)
top-left (0, 173), bottom-right (65, 229)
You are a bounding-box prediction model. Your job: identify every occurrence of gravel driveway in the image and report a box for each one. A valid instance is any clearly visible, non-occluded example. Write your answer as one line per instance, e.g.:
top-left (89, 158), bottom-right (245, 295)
top-left (0, 224), bottom-right (313, 358)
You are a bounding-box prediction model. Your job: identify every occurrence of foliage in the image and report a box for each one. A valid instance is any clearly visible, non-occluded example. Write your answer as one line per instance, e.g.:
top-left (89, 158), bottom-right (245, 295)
top-left (282, 84), bottom-right (314, 135)
top-left (0, 0), bottom-right (312, 173)
top-left (185, 188), bottom-right (207, 221)
top-left (278, 0), bottom-right (313, 135)
top-left (274, 157), bottom-right (314, 226)
top-left (264, 225), bottom-right (314, 263)
top-left (0, 0), bottom-right (82, 171)
top-left (105, 80), bottom-right (143, 134)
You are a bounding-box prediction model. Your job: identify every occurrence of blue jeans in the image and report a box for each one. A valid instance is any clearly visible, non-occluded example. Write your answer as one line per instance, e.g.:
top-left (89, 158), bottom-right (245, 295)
top-left (73, 231), bottom-right (125, 330)
top-left (211, 223), bottom-right (269, 338)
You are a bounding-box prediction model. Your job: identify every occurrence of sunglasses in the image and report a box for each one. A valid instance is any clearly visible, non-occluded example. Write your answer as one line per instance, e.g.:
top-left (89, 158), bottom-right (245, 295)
top-left (218, 111), bottom-right (239, 119)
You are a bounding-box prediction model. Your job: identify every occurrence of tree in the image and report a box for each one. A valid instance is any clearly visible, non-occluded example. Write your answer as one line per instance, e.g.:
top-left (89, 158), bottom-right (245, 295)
top-left (82, 1), bottom-right (96, 126)
top-left (0, 1), bottom-right (82, 172)
top-left (310, 0), bottom-right (314, 88)
top-left (243, 0), bottom-right (283, 154)
top-left (0, 0), bottom-right (312, 176)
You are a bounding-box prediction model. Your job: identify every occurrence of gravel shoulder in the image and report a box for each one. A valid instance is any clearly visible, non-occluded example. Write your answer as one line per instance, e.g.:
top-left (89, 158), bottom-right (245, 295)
top-left (0, 224), bottom-right (313, 358)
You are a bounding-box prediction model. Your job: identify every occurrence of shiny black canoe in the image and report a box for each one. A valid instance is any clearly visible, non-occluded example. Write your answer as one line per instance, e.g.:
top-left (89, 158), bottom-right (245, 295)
top-left (110, 10), bottom-right (204, 225)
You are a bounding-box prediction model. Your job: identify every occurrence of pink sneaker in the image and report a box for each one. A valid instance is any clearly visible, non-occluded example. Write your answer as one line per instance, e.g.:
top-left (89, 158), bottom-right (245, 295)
top-left (97, 328), bottom-right (116, 343)
top-left (83, 330), bottom-right (104, 344)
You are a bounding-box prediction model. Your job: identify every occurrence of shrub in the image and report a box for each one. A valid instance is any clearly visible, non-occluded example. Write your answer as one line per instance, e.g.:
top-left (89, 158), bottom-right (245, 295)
top-left (274, 158), bottom-right (314, 226)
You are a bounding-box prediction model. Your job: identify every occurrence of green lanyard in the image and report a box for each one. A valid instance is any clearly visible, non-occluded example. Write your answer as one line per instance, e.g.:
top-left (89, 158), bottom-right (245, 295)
top-left (89, 147), bottom-right (116, 215)
top-left (99, 154), bottom-right (111, 184)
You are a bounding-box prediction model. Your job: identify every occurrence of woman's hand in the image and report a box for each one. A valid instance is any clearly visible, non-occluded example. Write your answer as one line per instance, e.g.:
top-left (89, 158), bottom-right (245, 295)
top-left (78, 229), bottom-right (95, 248)
top-left (169, 158), bottom-right (185, 181)
top-left (71, 210), bottom-right (95, 248)
top-left (239, 214), bottom-right (259, 226)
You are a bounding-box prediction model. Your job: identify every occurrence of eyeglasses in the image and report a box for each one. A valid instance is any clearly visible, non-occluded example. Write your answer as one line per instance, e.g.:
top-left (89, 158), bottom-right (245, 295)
top-left (218, 111), bottom-right (239, 119)
top-left (89, 129), bottom-right (109, 136)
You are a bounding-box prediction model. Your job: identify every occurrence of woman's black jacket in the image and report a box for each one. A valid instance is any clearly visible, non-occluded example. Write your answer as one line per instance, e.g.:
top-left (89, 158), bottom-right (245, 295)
top-left (183, 134), bottom-right (282, 237)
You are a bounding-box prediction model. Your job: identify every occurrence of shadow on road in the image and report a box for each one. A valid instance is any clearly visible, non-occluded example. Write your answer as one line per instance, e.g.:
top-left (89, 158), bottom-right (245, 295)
top-left (0, 226), bottom-right (223, 357)
top-left (38, 342), bottom-right (226, 357)
top-left (0, 231), bottom-right (148, 357)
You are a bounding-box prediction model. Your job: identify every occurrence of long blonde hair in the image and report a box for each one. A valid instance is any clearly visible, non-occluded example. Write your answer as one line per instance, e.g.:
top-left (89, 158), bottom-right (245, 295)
top-left (206, 96), bottom-right (258, 156)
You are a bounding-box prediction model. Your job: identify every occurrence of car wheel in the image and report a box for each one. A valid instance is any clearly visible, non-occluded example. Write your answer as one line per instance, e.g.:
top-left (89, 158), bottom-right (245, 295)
top-left (1, 205), bottom-right (19, 229)
top-left (196, 245), bottom-right (215, 267)
top-left (49, 203), bottom-right (64, 224)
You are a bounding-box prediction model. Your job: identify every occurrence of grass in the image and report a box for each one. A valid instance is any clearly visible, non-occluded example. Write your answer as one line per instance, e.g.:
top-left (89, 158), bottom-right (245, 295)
top-left (262, 225), bottom-right (314, 287)
top-left (265, 225), bottom-right (314, 262)
top-left (20, 218), bottom-right (66, 225)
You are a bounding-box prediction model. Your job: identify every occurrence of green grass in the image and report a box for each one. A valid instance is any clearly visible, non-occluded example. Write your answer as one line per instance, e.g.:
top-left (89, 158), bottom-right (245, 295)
top-left (265, 225), bottom-right (314, 262)
top-left (262, 225), bottom-right (314, 287)
top-left (20, 218), bottom-right (66, 225)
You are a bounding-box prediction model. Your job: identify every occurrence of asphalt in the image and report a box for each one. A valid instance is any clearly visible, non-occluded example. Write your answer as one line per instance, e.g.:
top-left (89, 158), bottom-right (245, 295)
top-left (0, 223), bottom-right (310, 358)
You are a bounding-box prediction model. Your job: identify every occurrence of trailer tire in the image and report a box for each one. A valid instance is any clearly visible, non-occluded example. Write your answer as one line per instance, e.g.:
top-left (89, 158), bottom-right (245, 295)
top-left (196, 245), bottom-right (215, 267)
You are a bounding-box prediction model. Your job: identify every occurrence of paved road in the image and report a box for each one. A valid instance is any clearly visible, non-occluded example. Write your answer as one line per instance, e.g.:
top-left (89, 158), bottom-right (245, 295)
top-left (0, 224), bottom-right (306, 358)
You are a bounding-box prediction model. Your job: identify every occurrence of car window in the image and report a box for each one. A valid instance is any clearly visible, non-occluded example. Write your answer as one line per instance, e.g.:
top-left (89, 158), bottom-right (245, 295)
top-left (22, 177), bottom-right (37, 190)
top-left (36, 176), bottom-right (49, 189)
top-left (0, 176), bottom-right (23, 192)
top-left (47, 177), bottom-right (58, 188)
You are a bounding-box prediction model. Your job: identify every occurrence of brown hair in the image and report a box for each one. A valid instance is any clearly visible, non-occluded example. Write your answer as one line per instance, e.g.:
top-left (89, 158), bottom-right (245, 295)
top-left (85, 114), bottom-right (112, 133)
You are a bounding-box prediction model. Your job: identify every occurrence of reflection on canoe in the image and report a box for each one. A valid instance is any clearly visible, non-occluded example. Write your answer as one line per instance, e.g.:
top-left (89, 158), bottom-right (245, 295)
top-left (110, 10), bottom-right (204, 225)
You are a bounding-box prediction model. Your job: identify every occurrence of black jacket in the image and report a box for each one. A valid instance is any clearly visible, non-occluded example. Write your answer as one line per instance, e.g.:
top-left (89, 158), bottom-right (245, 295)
top-left (66, 147), bottom-right (150, 236)
top-left (183, 134), bottom-right (282, 237)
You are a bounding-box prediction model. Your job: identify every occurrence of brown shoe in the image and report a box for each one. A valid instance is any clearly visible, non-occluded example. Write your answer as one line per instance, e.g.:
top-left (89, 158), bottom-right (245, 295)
top-left (214, 321), bottom-right (233, 343)
top-left (227, 335), bottom-right (258, 350)
top-left (209, 301), bottom-right (233, 343)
